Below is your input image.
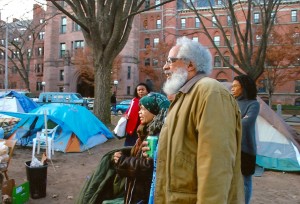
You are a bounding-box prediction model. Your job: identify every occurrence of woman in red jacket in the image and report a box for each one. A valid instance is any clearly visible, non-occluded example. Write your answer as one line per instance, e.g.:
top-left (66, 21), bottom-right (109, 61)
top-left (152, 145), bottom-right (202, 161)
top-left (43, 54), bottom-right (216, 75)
top-left (124, 83), bottom-right (151, 146)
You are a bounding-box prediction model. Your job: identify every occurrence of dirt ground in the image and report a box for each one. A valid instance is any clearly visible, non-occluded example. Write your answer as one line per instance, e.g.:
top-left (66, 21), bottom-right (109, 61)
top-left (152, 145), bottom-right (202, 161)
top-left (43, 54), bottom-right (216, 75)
top-left (5, 116), bottom-right (300, 204)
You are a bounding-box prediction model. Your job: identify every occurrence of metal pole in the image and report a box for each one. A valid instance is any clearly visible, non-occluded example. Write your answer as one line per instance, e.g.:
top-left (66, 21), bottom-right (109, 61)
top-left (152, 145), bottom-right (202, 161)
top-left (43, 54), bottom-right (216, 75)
top-left (4, 17), bottom-right (8, 92)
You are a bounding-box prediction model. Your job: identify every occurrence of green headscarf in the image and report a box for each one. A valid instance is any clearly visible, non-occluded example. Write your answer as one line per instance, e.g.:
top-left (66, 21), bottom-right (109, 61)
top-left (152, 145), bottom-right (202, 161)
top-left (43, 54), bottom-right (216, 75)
top-left (139, 92), bottom-right (170, 115)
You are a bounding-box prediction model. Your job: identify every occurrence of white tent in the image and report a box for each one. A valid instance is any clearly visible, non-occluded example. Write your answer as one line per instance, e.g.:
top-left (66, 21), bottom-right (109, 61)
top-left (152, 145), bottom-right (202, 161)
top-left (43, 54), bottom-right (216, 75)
top-left (222, 82), bottom-right (300, 171)
top-left (255, 97), bottom-right (300, 171)
top-left (0, 96), bottom-right (25, 112)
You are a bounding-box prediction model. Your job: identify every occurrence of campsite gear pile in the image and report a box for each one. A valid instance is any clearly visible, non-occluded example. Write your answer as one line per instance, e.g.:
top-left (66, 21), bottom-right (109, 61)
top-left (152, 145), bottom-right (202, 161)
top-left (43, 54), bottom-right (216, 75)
top-left (0, 141), bottom-right (9, 171)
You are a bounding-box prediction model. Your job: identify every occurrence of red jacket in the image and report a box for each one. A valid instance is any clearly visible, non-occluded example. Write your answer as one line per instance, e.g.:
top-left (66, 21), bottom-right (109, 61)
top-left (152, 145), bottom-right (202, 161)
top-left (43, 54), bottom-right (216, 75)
top-left (125, 97), bottom-right (140, 135)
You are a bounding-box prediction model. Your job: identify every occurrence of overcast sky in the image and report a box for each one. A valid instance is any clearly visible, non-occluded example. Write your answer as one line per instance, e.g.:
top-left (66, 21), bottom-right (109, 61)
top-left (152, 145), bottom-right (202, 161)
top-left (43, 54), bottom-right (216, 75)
top-left (0, 0), bottom-right (46, 22)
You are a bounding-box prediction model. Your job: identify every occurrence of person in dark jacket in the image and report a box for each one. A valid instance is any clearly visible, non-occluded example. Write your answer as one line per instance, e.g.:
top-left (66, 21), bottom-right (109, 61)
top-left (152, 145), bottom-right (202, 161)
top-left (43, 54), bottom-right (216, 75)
top-left (111, 91), bottom-right (117, 115)
top-left (113, 92), bottom-right (170, 204)
top-left (231, 74), bottom-right (260, 204)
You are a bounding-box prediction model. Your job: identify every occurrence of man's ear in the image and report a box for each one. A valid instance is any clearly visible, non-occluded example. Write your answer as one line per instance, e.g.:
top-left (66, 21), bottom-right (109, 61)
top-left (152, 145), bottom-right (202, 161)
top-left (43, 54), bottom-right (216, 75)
top-left (187, 61), bottom-right (195, 72)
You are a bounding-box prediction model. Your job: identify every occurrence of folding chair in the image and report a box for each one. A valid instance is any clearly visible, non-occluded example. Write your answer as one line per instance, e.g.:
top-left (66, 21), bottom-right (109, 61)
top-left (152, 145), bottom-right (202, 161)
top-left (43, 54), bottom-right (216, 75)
top-left (32, 125), bottom-right (59, 159)
top-left (0, 139), bottom-right (17, 180)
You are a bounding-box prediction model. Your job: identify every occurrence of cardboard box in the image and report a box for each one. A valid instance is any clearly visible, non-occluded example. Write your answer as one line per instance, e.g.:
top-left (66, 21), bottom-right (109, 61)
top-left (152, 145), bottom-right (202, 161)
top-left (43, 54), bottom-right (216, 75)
top-left (2, 179), bottom-right (15, 197)
top-left (12, 182), bottom-right (29, 204)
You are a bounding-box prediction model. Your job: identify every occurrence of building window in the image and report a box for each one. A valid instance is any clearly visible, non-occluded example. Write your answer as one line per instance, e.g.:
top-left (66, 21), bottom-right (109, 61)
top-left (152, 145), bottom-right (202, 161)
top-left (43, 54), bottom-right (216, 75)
top-left (212, 16), bottom-right (217, 27)
top-left (153, 59), bottom-right (158, 67)
top-left (153, 38), bottom-right (159, 47)
top-left (27, 35), bottom-right (32, 41)
top-left (181, 18), bottom-right (186, 28)
top-left (291, 10), bottom-right (297, 22)
top-left (38, 31), bottom-right (45, 40)
top-left (192, 37), bottom-right (198, 42)
top-left (12, 51), bottom-right (19, 59)
top-left (143, 20), bottom-right (148, 30)
top-left (145, 0), bottom-right (150, 9)
top-left (74, 40), bottom-right (84, 49)
top-left (13, 37), bottom-right (19, 42)
top-left (37, 47), bottom-right (44, 56)
top-left (296, 81), bottom-right (300, 93)
top-left (27, 49), bottom-right (31, 57)
top-left (195, 17), bottom-right (200, 28)
top-left (227, 15), bottom-right (232, 26)
top-left (35, 63), bottom-right (43, 73)
top-left (60, 70), bottom-right (64, 81)
top-left (0, 39), bottom-right (4, 45)
top-left (254, 13), bottom-right (260, 24)
top-left (214, 36), bottom-right (220, 46)
top-left (258, 79), bottom-right (267, 93)
top-left (145, 58), bottom-right (150, 66)
top-left (0, 52), bottom-right (4, 60)
top-left (60, 43), bottom-right (66, 58)
top-left (36, 82), bottom-right (43, 91)
top-left (271, 11), bottom-right (276, 23)
top-left (61, 16), bottom-right (67, 34)
top-left (156, 19), bottom-right (161, 29)
top-left (127, 66), bottom-right (131, 79)
top-left (214, 56), bottom-right (221, 67)
top-left (223, 56), bottom-right (230, 67)
top-left (72, 21), bottom-right (81, 31)
top-left (39, 19), bottom-right (45, 24)
top-left (144, 38), bottom-right (150, 48)
top-left (155, 0), bottom-right (160, 10)
top-left (294, 33), bottom-right (300, 44)
top-left (127, 86), bottom-right (131, 95)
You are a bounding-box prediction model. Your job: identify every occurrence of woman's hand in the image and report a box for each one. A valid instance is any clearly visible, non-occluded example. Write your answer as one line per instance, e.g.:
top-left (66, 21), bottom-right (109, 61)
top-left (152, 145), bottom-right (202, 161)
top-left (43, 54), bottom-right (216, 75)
top-left (113, 151), bottom-right (122, 164)
top-left (141, 141), bottom-right (150, 158)
top-left (124, 114), bottom-right (129, 119)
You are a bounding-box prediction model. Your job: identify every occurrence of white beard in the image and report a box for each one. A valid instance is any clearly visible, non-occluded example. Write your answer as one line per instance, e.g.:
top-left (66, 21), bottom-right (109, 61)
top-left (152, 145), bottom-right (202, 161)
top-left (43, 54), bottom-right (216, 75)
top-left (163, 68), bottom-right (188, 95)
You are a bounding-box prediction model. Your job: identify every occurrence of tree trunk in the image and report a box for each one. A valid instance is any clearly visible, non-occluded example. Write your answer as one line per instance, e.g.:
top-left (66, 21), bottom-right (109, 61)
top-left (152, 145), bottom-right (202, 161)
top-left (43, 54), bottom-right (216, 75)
top-left (93, 55), bottom-right (113, 125)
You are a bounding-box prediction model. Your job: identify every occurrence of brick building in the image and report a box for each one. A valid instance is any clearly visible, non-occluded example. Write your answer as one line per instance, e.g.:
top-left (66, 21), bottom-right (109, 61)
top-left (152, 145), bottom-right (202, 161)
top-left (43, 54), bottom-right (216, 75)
top-left (138, 0), bottom-right (300, 105)
top-left (1, 1), bottom-right (300, 105)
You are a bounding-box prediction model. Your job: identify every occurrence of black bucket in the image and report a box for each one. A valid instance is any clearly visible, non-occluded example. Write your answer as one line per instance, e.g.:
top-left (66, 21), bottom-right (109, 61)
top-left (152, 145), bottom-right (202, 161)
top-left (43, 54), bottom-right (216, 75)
top-left (25, 161), bottom-right (48, 199)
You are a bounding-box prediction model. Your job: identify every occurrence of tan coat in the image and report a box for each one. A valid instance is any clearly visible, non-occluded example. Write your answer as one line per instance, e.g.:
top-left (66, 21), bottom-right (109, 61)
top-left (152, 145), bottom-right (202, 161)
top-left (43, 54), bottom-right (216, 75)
top-left (155, 76), bottom-right (244, 204)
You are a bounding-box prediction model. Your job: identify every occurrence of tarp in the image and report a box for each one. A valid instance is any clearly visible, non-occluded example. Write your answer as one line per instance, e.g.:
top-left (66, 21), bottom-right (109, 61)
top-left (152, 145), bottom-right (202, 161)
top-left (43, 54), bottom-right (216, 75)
top-left (0, 91), bottom-right (39, 113)
top-left (0, 103), bottom-right (114, 152)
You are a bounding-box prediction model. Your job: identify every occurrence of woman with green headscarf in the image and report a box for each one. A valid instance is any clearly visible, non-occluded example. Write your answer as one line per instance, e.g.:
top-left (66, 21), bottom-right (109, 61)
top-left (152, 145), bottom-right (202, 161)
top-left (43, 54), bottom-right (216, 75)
top-left (112, 92), bottom-right (170, 204)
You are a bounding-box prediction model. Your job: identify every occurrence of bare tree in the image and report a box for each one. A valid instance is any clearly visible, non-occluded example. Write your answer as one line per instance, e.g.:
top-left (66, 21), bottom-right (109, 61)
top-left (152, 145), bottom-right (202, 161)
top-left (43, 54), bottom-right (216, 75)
top-left (184, 0), bottom-right (282, 80)
top-left (0, 19), bottom-right (46, 91)
top-left (47, 0), bottom-right (174, 125)
top-left (257, 27), bottom-right (300, 106)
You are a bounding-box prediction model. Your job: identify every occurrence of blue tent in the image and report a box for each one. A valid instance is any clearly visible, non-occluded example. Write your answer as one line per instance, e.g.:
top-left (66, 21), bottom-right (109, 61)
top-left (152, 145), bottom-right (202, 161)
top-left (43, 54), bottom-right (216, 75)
top-left (1, 103), bottom-right (114, 152)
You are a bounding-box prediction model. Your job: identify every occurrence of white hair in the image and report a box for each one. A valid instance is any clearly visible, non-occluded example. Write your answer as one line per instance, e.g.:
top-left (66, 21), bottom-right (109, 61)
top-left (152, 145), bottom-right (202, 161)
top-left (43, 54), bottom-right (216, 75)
top-left (176, 36), bottom-right (212, 75)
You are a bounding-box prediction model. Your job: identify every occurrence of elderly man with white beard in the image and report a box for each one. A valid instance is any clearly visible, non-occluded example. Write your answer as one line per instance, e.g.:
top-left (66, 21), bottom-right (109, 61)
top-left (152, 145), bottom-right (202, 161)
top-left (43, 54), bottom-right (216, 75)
top-left (153, 37), bottom-right (245, 203)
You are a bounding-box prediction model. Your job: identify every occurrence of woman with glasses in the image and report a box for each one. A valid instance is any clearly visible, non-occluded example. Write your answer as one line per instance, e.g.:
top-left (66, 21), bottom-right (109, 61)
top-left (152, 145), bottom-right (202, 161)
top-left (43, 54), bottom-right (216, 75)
top-left (124, 83), bottom-right (151, 146)
top-left (231, 74), bottom-right (260, 204)
top-left (112, 92), bottom-right (170, 204)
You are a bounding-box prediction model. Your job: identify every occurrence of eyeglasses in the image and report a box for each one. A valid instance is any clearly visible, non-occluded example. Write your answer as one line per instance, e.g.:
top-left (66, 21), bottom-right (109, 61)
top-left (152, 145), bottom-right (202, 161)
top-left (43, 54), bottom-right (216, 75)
top-left (166, 57), bottom-right (188, 65)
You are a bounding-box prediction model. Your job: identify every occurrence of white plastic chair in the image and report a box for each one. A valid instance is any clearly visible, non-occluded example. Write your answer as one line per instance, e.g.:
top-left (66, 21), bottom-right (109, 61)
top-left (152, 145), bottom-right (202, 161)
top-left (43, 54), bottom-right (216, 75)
top-left (32, 125), bottom-right (59, 159)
